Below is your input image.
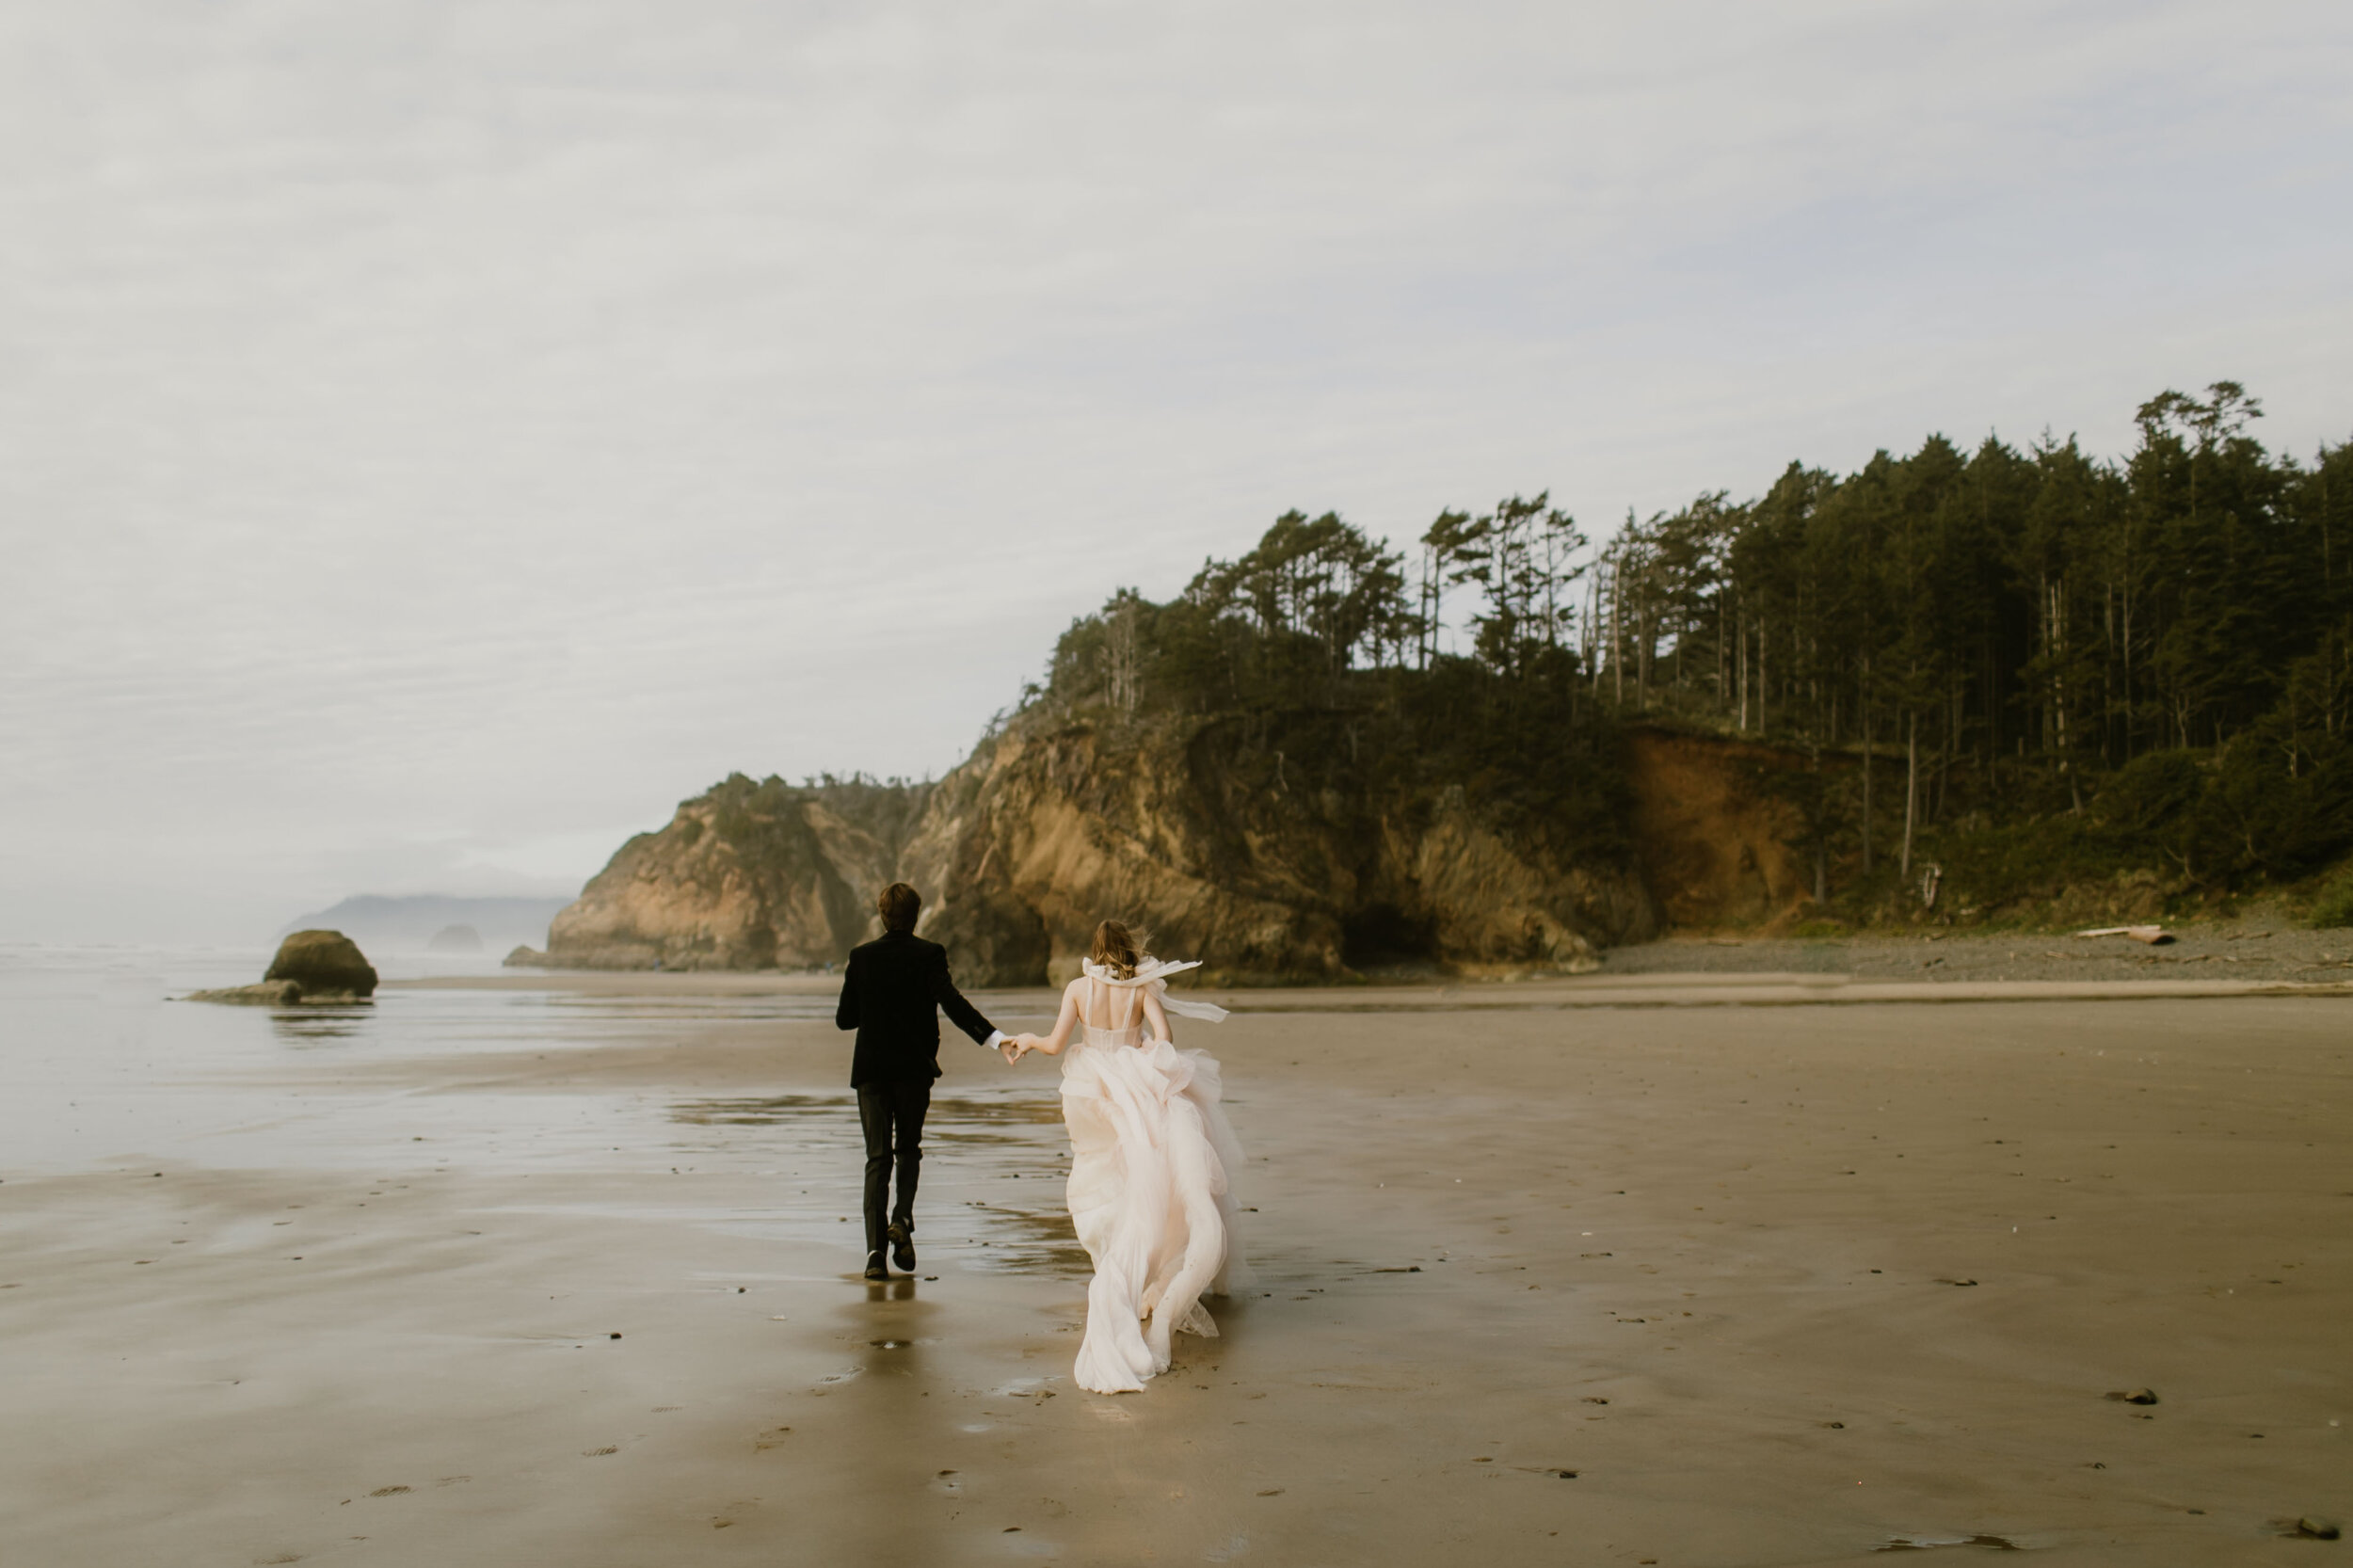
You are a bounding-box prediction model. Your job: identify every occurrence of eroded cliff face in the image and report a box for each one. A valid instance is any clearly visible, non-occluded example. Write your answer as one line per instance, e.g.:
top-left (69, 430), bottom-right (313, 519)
top-left (1622, 727), bottom-right (1814, 930)
top-left (545, 775), bottom-right (929, 970)
top-left (545, 714), bottom-right (1664, 979)
top-left (920, 716), bottom-right (1675, 984)
top-left (539, 721), bottom-right (1811, 980)
top-left (902, 718), bottom-right (1377, 985)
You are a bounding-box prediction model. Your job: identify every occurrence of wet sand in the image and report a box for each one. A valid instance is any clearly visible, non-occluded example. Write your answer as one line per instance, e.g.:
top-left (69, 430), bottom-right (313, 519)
top-left (1598, 923), bottom-right (2353, 987)
top-left (3, 981), bottom-right (2347, 1565)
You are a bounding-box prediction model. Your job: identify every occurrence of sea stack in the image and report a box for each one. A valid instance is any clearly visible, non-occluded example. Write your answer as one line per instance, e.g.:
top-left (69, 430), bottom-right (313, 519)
top-left (425, 922), bottom-right (483, 953)
top-left (264, 929), bottom-right (379, 1000)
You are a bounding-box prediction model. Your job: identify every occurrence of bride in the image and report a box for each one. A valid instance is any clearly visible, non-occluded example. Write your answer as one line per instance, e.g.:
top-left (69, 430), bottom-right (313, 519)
top-left (1005, 920), bottom-right (1253, 1394)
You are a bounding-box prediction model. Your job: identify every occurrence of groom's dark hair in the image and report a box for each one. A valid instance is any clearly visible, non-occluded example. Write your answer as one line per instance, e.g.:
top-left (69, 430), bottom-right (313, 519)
top-left (877, 882), bottom-right (922, 934)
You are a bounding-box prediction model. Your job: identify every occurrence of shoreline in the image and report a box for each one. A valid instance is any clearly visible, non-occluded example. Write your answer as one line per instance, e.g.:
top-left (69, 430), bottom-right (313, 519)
top-left (382, 968), bottom-right (2353, 1011)
top-left (381, 920), bottom-right (2353, 1003)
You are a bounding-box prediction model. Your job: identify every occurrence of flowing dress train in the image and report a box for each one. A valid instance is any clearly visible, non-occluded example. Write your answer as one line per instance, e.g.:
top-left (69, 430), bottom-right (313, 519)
top-left (1060, 962), bottom-right (1253, 1394)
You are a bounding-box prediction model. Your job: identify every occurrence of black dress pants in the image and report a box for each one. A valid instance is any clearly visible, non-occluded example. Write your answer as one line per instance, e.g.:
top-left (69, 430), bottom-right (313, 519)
top-left (856, 1077), bottom-right (932, 1256)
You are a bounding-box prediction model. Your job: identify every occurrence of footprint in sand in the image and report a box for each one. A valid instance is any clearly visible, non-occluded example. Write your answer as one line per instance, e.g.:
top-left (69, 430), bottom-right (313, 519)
top-left (584, 1446), bottom-right (618, 1457)
top-left (368, 1485), bottom-right (409, 1496)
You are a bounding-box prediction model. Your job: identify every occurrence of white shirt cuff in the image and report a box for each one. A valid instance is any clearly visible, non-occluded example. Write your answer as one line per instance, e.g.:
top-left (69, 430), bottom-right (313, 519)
top-left (983, 1029), bottom-right (1008, 1050)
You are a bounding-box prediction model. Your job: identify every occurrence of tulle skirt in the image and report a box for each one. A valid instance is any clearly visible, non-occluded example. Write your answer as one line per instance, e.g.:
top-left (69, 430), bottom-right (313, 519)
top-left (1060, 1038), bottom-right (1253, 1393)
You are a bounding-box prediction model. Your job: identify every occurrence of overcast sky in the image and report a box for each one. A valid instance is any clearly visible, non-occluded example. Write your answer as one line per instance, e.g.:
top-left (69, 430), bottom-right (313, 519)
top-left (3, 0), bottom-right (2348, 945)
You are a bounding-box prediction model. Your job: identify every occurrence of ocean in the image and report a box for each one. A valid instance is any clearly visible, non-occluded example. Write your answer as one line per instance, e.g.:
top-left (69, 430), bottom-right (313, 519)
top-left (1, 944), bottom-right (863, 1178)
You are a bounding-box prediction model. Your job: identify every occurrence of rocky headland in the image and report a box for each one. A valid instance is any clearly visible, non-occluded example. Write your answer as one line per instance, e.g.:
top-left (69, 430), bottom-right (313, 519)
top-left (521, 473), bottom-right (2353, 985)
top-left (542, 776), bottom-right (930, 972)
top-left (893, 714), bottom-right (1667, 984)
top-left (528, 715), bottom-right (1817, 985)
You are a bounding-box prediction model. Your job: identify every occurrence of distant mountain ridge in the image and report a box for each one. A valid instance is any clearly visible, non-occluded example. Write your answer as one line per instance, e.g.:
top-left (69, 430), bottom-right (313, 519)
top-left (281, 894), bottom-right (574, 954)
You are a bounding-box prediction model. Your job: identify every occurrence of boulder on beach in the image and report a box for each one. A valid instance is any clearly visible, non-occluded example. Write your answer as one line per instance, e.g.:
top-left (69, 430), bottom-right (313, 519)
top-left (503, 945), bottom-right (551, 968)
top-left (184, 981), bottom-right (304, 1006)
top-left (425, 922), bottom-right (483, 953)
top-left (264, 930), bottom-right (378, 999)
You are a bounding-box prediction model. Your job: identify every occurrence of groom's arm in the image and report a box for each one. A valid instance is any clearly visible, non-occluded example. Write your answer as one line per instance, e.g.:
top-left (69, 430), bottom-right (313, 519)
top-left (834, 952), bottom-right (859, 1032)
top-left (926, 949), bottom-right (1006, 1051)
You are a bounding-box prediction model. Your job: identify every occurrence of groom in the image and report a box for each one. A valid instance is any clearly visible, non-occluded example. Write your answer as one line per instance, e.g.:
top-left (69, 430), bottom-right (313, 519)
top-left (833, 882), bottom-right (1011, 1281)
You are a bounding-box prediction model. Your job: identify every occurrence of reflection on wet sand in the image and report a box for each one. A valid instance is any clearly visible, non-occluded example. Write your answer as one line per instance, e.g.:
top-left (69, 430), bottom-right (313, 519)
top-left (670, 1092), bottom-right (852, 1124)
top-left (671, 1091), bottom-right (1065, 1141)
top-left (671, 1092), bottom-right (1094, 1276)
top-left (833, 1285), bottom-right (955, 1561)
top-left (948, 1199), bottom-right (1093, 1277)
top-left (266, 1003), bottom-right (376, 1045)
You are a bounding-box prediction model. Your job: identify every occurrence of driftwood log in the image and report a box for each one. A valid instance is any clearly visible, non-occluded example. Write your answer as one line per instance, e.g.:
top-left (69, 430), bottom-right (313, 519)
top-left (2075, 925), bottom-right (2172, 945)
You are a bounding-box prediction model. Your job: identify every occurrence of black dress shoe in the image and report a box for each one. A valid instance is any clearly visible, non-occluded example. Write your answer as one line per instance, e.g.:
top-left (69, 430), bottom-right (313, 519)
top-left (863, 1251), bottom-right (889, 1282)
top-left (887, 1222), bottom-right (916, 1272)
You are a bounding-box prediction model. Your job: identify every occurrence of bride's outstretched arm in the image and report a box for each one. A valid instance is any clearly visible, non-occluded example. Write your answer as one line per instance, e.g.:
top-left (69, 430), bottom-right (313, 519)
top-left (1142, 988), bottom-right (1173, 1046)
top-left (1017, 983), bottom-right (1082, 1058)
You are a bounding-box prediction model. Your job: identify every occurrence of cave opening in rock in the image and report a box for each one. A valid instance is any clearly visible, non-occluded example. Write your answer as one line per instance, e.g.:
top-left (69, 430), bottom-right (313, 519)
top-left (1341, 904), bottom-right (1438, 972)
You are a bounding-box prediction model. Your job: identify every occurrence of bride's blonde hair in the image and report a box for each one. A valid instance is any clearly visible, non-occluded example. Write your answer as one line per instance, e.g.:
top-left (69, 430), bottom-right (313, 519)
top-left (1090, 920), bottom-right (1144, 980)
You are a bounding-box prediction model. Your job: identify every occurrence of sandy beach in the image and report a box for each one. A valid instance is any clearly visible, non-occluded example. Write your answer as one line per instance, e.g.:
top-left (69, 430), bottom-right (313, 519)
top-left (2, 955), bottom-right (2346, 1566)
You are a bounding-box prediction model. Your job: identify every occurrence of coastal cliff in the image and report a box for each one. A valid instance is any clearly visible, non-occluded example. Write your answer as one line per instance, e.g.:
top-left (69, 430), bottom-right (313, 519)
top-left (535, 715), bottom-right (1829, 984)
top-left (529, 389), bottom-right (2353, 973)
top-left (543, 776), bottom-right (932, 970)
top-left (1623, 727), bottom-right (1816, 930)
top-left (898, 714), bottom-right (1658, 984)
top-left (536, 510), bottom-right (1849, 982)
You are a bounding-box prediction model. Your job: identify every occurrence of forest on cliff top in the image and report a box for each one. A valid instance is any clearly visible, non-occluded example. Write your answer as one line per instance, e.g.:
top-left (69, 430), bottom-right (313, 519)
top-left (1034, 383), bottom-right (2353, 926)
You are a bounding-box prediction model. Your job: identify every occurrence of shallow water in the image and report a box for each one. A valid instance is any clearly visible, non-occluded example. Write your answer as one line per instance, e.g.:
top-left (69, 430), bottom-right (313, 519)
top-left (664, 1090), bottom-right (1082, 1269)
top-left (0, 946), bottom-right (1040, 1150)
top-left (0, 942), bottom-right (1087, 1271)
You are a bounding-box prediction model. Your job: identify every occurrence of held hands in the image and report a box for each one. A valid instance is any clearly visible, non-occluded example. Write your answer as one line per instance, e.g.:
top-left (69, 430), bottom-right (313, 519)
top-left (1000, 1033), bottom-right (1036, 1064)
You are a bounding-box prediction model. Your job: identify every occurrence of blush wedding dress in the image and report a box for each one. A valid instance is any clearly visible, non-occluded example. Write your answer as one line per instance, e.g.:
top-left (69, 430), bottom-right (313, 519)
top-left (1055, 958), bottom-right (1253, 1394)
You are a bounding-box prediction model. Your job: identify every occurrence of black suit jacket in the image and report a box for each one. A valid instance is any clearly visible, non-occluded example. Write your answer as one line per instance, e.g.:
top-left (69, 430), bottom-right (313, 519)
top-left (834, 930), bottom-right (998, 1086)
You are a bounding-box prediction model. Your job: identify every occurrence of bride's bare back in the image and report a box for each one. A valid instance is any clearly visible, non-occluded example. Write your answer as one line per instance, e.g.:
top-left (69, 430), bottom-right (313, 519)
top-left (1023, 969), bottom-right (1171, 1056)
